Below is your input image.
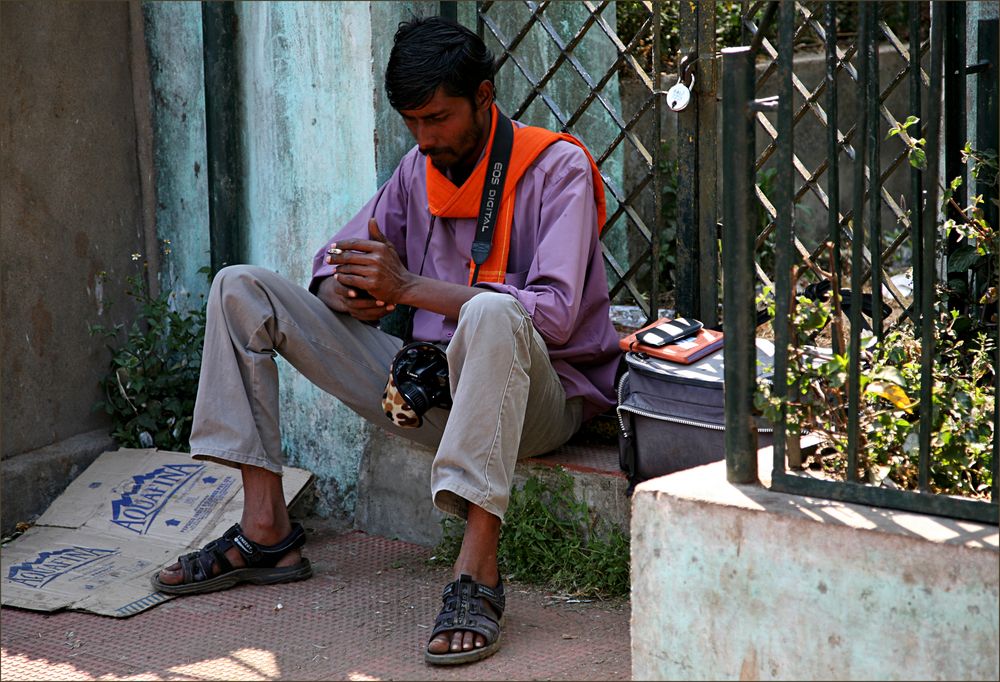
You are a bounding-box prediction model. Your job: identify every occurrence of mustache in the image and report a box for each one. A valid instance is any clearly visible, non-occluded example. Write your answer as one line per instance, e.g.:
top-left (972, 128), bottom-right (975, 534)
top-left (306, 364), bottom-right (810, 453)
top-left (420, 147), bottom-right (453, 157)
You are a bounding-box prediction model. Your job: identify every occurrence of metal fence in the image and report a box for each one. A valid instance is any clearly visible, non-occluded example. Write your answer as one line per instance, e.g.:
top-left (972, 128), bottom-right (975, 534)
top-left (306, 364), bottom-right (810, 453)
top-left (459, 1), bottom-right (997, 524)
top-left (722, 1), bottom-right (998, 524)
top-left (473, 0), bottom-right (669, 320)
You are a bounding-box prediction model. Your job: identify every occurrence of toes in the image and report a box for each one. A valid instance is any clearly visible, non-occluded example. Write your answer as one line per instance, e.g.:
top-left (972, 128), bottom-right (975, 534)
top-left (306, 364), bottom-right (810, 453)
top-left (462, 631), bottom-right (477, 651)
top-left (427, 634), bottom-right (450, 655)
top-left (155, 562), bottom-right (183, 586)
top-left (427, 630), bottom-right (486, 655)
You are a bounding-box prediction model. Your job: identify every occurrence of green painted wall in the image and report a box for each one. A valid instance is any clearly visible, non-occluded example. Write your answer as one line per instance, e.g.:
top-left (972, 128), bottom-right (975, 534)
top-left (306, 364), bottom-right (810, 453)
top-left (143, 2), bottom-right (211, 307)
top-left (236, 2), bottom-right (379, 518)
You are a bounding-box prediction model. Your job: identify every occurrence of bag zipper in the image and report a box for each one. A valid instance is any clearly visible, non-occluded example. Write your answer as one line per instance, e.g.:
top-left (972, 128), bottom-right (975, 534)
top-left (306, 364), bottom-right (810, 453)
top-left (616, 372), bottom-right (632, 436)
top-left (617, 373), bottom-right (775, 437)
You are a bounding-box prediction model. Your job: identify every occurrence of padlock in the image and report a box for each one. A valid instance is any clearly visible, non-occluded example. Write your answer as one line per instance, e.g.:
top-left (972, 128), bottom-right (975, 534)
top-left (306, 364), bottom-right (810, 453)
top-left (667, 82), bottom-right (691, 112)
top-left (667, 61), bottom-right (697, 112)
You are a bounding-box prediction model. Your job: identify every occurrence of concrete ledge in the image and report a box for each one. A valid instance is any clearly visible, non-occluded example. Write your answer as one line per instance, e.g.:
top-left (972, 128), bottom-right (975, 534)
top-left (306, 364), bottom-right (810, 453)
top-left (630, 454), bottom-right (999, 681)
top-left (353, 431), bottom-right (630, 546)
top-left (1, 429), bottom-right (115, 535)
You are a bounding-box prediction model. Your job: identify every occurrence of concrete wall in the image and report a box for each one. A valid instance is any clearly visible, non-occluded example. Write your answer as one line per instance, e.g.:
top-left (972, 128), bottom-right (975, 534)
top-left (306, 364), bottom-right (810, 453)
top-left (142, 2), bottom-right (212, 307)
top-left (237, 1), bottom-right (442, 520)
top-left (140, 1), bottom-right (437, 521)
top-left (631, 456), bottom-right (999, 680)
top-left (239, 2), bottom-right (376, 520)
top-left (1, 1), bottom-right (148, 529)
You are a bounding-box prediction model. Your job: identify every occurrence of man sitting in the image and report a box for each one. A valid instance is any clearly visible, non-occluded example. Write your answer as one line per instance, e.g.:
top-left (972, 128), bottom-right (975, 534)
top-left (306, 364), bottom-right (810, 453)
top-left (151, 15), bottom-right (620, 666)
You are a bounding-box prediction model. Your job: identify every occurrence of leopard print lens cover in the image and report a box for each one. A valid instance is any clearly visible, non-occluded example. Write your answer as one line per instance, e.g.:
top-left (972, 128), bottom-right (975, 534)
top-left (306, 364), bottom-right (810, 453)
top-left (382, 372), bottom-right (423, 428)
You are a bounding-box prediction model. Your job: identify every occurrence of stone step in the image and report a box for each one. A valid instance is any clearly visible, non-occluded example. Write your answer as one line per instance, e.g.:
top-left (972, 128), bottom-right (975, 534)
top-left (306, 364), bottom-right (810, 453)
top-left (352, 428), bottom-right (629, 547)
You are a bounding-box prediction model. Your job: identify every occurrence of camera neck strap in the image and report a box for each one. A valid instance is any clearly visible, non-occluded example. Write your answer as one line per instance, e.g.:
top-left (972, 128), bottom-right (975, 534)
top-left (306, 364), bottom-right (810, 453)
top-left (470, 110), bottom-right (514, 285)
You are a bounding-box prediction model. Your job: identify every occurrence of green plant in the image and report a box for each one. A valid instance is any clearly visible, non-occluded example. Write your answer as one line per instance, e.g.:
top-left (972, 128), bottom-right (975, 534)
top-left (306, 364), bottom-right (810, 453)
top-left (90, 273), bottom-right (207, 452)
top-left (614, 2), bottom-right (916, 73)
top-left (431, 470), bottom-right (630, 598)
top-left (754, 283), bottom-right (995, 500)
top-left (890, 117), bottom-right (999, 332)
top-left (615, 1), bottom-right (745, 73)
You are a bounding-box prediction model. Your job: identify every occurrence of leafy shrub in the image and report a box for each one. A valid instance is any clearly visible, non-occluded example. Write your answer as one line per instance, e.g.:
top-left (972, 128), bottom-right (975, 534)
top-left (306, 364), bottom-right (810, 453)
top-left (615, 2), bottom-right (917, 73)
top-left (754, 284), bottom-right (995, 500)
top-left (90, 275), bottom-right (207, 452)
top-left (753, 121), bottom-right (997, 501)
top-left (431, 470), bottom-right (630, 598)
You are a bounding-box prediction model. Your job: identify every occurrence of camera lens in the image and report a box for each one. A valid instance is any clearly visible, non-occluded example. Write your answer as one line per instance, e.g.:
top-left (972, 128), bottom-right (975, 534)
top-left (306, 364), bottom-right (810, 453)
top-left (390, 342), bottom-right (452, 418)
top-left (397, 381), bottom-right (432, 415)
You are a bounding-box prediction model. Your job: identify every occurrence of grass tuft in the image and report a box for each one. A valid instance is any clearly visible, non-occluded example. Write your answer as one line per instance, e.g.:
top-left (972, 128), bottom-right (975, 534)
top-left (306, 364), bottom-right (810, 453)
top-left (431, 469), bottom-right (630, 598)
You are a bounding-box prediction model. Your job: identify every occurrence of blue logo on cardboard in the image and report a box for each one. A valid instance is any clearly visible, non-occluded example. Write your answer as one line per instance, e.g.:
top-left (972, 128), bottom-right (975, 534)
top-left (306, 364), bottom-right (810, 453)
top-left (7, 546), bottom-right (120, 589)
top-left (110, 463), bottom-right (205, 534)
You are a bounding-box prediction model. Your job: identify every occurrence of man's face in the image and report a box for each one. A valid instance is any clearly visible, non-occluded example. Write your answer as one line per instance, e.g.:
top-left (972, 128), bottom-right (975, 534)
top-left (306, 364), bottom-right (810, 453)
top-left (398, 85), bottom-right (491, 172)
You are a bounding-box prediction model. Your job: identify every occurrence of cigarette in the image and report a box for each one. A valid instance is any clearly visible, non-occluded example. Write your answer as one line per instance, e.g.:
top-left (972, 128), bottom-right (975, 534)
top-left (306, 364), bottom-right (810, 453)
top-left (327, 247), bottom-right (344, 255)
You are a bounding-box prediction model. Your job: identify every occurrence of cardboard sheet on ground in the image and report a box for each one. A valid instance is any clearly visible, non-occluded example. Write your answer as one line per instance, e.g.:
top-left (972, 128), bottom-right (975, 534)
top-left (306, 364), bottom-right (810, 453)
top-left (1, 448), bottom-right (312, 618)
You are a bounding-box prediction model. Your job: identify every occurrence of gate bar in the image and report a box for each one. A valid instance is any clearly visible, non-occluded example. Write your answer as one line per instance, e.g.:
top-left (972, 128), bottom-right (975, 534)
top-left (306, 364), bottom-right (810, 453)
top-left (846, 2), bottom-right (870, 483)
top-left (943, 1), bottom-right (968, 312)
top-left (771, 0), bottom-right (795, 474)
top-left (676, 0), bottom-right (700, 319)
top-left (826, 2), bottom-right (843, 355)
top-left (722, 46), bottom-right (759, 485)
top-left (651, 0), bottom-right (663, 324)
top-left (909, 1), bottom-right (924, 331)
top-left (919, 1), bottom-right (945, 493)
top-left (697, 3), bottom-right (719, 328)
top-left (866, 2), bottom-right (884, 337)
top-left (976, 18), bottom-right (999, 506)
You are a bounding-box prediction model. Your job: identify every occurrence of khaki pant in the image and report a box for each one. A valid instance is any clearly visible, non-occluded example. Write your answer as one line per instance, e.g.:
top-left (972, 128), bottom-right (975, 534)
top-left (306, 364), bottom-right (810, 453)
top-left (189, 265), bottom-right (582, 520)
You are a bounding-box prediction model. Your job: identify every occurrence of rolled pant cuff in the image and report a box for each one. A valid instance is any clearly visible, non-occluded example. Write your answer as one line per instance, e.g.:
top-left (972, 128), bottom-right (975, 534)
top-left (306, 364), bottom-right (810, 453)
top-left (191, 446), bottom-right (284, 476)
top-left (433, 482), bottom-right (507, 522)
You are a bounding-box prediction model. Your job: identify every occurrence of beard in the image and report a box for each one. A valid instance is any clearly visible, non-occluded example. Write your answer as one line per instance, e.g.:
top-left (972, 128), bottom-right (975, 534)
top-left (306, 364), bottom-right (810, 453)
top-left (426, 116), bottom-right (487, 175)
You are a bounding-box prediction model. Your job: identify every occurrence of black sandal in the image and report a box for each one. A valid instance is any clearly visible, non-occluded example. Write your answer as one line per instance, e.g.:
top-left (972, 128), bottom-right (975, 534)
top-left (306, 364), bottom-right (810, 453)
top-left (425, 574), bottom-right (506, 666)
top-left (150, 522), bottom-right (312, 595)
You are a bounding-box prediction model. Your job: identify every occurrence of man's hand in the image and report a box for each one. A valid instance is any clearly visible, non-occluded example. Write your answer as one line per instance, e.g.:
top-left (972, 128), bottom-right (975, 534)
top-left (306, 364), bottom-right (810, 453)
top-left (326, 218), bottom-right (415, 307)
top-left (327, 217), bottom-right (484, 320)
top-left (318, 219), bottom-right (405, 322)
top-left (315, 274), bottom-right (393, 322)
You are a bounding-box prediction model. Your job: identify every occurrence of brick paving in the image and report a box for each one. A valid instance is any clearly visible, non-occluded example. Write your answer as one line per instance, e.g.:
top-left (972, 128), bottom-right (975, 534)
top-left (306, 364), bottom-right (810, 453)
top-left (1, 523), bottom-right (630, 681)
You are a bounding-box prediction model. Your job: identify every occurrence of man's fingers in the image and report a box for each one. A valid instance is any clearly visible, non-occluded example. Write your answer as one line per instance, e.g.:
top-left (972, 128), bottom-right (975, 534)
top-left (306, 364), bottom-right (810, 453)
top-left (368, 218), bottom-right (389, 244)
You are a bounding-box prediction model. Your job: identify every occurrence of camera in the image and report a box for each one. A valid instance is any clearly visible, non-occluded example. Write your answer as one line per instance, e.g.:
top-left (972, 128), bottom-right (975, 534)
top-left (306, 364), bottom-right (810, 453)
top-left (382, 342), bottom-right (452, 428)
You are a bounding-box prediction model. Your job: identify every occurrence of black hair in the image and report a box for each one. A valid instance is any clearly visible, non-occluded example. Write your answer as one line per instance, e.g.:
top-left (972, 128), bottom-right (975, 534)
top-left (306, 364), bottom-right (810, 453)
top-left (384, 16), bottom-right (496, 111)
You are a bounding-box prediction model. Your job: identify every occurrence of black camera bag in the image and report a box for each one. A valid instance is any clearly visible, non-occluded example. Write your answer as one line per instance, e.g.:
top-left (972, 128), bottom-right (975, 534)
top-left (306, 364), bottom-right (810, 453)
top-left (616, 339), bottom-right (775, 493)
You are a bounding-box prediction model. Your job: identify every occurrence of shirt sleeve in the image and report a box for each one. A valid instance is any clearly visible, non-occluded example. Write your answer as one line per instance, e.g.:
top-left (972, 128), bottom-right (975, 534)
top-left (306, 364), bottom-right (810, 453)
top-left (308, 154), bottom-right (413, 294)
top-left (474, 143), bottom-right (598, 347)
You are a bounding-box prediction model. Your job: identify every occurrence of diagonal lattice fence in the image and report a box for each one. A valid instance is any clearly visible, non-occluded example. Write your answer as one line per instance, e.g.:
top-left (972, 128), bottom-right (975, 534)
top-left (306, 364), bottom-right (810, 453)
top-left (476, 0), bottom-right (667, 321)
top-left (742, 1), bottom-right (930, 331)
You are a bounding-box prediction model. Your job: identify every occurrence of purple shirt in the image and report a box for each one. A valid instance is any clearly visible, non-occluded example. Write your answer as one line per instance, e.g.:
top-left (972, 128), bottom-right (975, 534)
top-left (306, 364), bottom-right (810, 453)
top-left (311, 131), bottom-right (620, 419)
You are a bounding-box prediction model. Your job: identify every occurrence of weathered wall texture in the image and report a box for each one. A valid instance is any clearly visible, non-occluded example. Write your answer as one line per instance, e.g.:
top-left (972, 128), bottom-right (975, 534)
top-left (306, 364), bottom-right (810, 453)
top-left (138, 1), bottom-right (436, 521)
top-left (631, 461), bottom-right (1000, 681)
top-left (1, 1), bottom-right (144, 459)
top-left (235, 2), bottom-right (435, 519)
top-left (142, 2), bottom-right (212, 307)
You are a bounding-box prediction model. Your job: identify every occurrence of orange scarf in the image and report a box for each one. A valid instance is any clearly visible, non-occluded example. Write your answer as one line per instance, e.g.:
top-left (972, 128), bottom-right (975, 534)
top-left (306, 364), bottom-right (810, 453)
top-left (425, 104), bottom-right (607, 285)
